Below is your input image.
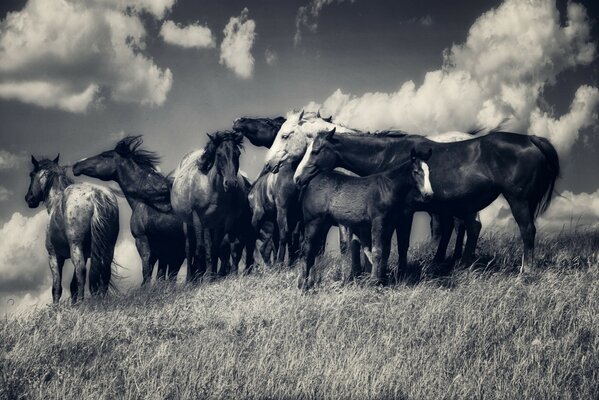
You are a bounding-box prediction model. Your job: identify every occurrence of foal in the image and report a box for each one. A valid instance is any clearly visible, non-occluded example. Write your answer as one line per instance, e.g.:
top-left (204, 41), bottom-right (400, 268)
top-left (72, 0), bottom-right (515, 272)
top-left (297, 147), bottom-right (433, 289)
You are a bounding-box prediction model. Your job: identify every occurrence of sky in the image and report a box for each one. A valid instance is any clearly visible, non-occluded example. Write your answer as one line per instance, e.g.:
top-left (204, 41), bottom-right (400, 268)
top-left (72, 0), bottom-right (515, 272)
top-left (0, 0), bottom-right (598, 312)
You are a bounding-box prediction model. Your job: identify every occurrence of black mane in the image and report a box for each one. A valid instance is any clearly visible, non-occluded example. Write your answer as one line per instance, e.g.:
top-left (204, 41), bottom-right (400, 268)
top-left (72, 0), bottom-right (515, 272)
top-left (197, 131), bottom-right (244, 174)
top-left (114, 135), bottom-right (161, 171)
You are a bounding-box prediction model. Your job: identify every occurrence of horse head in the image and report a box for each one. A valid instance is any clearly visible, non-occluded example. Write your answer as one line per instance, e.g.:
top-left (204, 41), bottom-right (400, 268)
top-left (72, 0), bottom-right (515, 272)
top-left (409, 147), bottom-right (434, 201)
top-left (25, 154), bottom-right (64, 208)
top-left (294, 128), bottom-right (339, 187)
top-left (198, 131), bottom-right (244, 192)
top-left (232, 116), bottom-right (286, 148)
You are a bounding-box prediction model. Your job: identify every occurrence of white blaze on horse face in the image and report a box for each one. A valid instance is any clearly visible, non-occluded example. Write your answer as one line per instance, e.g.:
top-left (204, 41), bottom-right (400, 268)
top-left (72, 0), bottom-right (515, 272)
top-left (294, 139), bottom-right (314, 183)
top-left (420, 161), bottom-right (434, 197)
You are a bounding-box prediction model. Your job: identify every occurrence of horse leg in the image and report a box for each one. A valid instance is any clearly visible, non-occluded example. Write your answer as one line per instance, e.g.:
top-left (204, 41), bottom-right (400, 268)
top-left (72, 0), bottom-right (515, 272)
top-left (505, 196), bottom-right (536, 274)
top-left (348, 228), bottom-right (362, 281)
top-left (209, 228), bottom-right (225, 277)
top-left (289, 220), bottom-right (302, 266)
top-left (396, 212), bottom-right (414, 276)
top-left (167, 255), bottom-right (183, 282)
top-left (299, 220), bottom-right (324, 290)
top-left (276, 209), bottom-right (288, 265)
top-left (230, 236), bottom-right (244, 275)
top-left (339, 225), bottom-right (350, 256)
top-left (136, 236), bottom-right (153, 285)
top-left (432, 215), bottom-right (454, 265)
top-left (217, 234), bottom-right (231, 277)
top-left (193, 213), bottom-right (208, 277)
top-left (183, 221), bottom-right (197, 283)
top-left (243, 229), bottom-right (256, 274)
top-left (371, 217), bottom-right (391, 285)
top-left (430, 213), bottom-right (443, 245)
top-left (359, 227), bottom-right (373, 275)
top-left (462, 214), bottom-right (482, 265)
top-left (451, 218), bottom-right (466, 262)
top-left (70, 244), bottom-right (87, 303)
top-left (48, 251), bottom-right (64, 304)
top-left (157, 258), bottom-right (167, 281)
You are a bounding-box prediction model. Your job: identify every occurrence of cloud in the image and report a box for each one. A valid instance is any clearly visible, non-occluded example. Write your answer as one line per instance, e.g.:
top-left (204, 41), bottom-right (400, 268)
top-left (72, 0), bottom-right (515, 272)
top-left (309, 0), bottom-right (597, 155)
top-left (0, 0), bottom-right (174, 113)
top-left (160, 20), bottom-right (215, 49)
top-left (265, 48), bottom-right (279, 66)
top-left (219, 8), bottom-right (256, 79)
top-left (0, 150), bottom-right (26, 170)
top-left (294, 0), bottom-right (355, 46)
top-left (0, 186), bottom-right (13, 202)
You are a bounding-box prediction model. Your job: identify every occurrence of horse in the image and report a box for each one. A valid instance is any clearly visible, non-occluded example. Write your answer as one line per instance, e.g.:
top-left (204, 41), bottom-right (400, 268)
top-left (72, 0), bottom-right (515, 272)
top-left (295, 128), bottom-right (560, 273)
top-left (265, 110), bottom-right (479, 263)
top-left (248, 158), bottom-right (302, 266)
top-left (25, 155), bottom-right (119, 304)
top-left (297, 147), bottom-right (433, 289)
top-left (170, 131), bottom-right (256, 276)
top-left (232, 116), bottom-right (286, 148)
top-left (73, 136), bottom-right (185, 284)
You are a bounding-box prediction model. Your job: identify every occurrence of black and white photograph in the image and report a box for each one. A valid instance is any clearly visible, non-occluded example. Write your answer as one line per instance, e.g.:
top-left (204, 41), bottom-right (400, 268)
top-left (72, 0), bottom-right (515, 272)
top-left (1, 0), bottom-right (598, 398)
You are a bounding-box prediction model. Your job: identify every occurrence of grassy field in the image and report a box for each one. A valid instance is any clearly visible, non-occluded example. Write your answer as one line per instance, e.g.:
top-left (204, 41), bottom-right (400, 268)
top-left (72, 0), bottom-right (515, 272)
top-left (1, 230), bottom-right (598, 399)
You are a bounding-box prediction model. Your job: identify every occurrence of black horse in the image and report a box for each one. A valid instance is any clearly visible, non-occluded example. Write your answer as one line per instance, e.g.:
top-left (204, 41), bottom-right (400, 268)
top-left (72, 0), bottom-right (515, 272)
top-left (298, 147), bottom-right (433, 288)
top-left (232, 116), bottom-right (286, 148)
top-left (295, 128), bottom-right (560, 274)
top-left (73, 136), bottom-right (186, 284)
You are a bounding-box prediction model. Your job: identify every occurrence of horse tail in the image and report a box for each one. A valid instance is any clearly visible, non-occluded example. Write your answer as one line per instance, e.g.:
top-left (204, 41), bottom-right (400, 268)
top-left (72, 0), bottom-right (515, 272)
top-left (89, 188), bottom-right (120, 296)
top-left (529, 135), bottom-right (560, 217)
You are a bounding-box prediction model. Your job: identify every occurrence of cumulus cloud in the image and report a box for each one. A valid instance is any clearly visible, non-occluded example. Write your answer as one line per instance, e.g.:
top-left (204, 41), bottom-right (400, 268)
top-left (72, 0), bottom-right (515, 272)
top-left (294, 0), bottom-right (355, 46)
top-left (219, 8), bottom-right (256, 79)
top-left (160, 20), bottom-right (215, 49)
top-left (309, 0), bottom-right (597, 155)
top-left (0, 186), bottom-right (13, 202)
top-left (0, 0), bottom-right (174, 113)
top-left (0, 150), bottom-right (26, 170)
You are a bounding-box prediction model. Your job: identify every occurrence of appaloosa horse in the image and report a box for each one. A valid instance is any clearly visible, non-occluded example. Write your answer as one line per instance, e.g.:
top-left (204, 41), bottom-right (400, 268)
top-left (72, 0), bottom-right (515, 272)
top-left (170, 131), bottom-right (256, 276)
top-left (26, 156), bottom-right (119, 303)
top-left (73, 136), bottom-right (185, 284)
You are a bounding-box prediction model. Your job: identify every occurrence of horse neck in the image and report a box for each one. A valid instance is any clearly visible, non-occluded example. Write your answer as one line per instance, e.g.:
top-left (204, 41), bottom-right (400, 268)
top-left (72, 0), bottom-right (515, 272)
top-left (333, 135), bottom-right (407, 175)
top-left (115, 159), bottom-right (162, 208)
top-left (381, 163), bottom-right (412, 192)
top-left (45, 173), bottom-right (72, 213)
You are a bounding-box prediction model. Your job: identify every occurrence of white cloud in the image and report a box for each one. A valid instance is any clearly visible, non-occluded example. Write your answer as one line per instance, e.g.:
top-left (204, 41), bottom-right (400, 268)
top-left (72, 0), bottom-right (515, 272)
top-left (309, 0), bottom-right (597, 155)
top-left (265, 48), bottom-right (279, 66)
top-left (160, 20), bottom-right (215, 49)
top-left (0, 186), bottom-right (13, 202)
top-left (219, 8), bottom-right (256, 79)
top-left (0, 0), bottom-right (174, 113)
top-left (0, 150), bottom-right (26, 170)
top-left (294, 0), bottom-right (355, 46)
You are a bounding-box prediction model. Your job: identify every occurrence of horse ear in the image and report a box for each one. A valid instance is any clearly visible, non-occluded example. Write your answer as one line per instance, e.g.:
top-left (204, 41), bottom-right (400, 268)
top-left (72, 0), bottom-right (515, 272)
top-left (298, 110), bottom-right (304, 120)
top-left (317, 110), bottom-right (321, 118)
top-left (31, 155), bottom-right (39, 168)
top-left (53, 154), bottom-right (60, 164)
top-left (325, 128), bottom-right (336, 140)
top-left (324, 115), bottom-right (333, 123)
top-left (207, 133), bottom-right (215, 142)
top-left (410, 148), bottom-right (417, 160)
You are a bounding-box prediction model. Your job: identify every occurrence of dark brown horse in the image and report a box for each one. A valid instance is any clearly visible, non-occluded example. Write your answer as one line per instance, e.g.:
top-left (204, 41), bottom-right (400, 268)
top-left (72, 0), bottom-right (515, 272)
top-left (73, 136), bottom-right (185, 284)
top-left (295, 128), bottom-right (560, 274)
top-left (297, 146), bottom-right (433, 288)
top-left (26, 156), bottom-right (119, 303)
top-left (171, 131), bottom-right (256, 276)
top-left (232, 116), bottom-right (286, 148)
top-left (248, 158), bottom-right (302, 266)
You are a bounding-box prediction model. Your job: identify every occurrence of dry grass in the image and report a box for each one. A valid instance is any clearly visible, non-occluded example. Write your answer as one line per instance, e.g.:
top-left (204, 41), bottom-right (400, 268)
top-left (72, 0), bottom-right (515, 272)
top-left (2, 231), bottom-right (599, 399)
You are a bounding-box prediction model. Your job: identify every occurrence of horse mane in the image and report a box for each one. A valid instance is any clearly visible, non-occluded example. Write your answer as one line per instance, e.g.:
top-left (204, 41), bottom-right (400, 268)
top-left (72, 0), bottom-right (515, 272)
top-left (37, 159), bottom-right (74, 193)
top-left (197, 131), bottom-right (244, 174)
top-left (114, 135), bottom-right (161, 171)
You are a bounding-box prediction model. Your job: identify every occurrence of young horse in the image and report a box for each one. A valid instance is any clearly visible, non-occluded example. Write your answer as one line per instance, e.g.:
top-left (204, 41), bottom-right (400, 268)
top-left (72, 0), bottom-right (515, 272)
top-left (73, 136), bottom-right (185, 284)
top-left (232, 116), bottom-right (286, 148)
top-left (171, 131), bottom-right (255, 276)
top-left (25, 156), bottom-right (119, 304)
top-left (297, 147), bottom-right (433, 289)
top-left (248, 158), bottom-right (302, 266)
top-left (295, 128), bottom-right (560, 273)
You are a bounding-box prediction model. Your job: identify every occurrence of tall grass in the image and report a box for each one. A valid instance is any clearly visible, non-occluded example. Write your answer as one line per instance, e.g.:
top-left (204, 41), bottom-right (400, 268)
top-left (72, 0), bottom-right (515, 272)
top-left (2, 231), bottom-right (598, 399)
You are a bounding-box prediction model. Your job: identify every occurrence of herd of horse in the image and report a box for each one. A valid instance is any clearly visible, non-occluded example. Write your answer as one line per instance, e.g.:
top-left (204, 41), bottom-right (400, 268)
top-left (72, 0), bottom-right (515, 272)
top-left (25, 111), bottom-right (560, 303)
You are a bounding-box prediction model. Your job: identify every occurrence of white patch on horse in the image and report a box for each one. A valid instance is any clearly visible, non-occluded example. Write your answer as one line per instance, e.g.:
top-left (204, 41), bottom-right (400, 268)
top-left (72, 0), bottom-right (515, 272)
top-left (429, 131), bottom-right (474, 143)
top-left (294, 139), bottom-right (313, 183)
top-left (420, 161), bottom-right (434, 197)
top-left (363, 247), bottom-right (373, 265)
